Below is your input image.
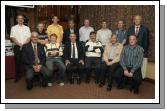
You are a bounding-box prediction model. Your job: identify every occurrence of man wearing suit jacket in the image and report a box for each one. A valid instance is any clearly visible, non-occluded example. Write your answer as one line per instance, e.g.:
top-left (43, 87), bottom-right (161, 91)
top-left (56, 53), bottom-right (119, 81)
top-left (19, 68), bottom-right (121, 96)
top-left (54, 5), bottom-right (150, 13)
top-left (64, 33), bottom-right (84, 84)
top-left (63, 20), bottom-right (79, 44)
top-left (22, 31), bottom-right (50, 90)
top-left (126, 15), bottom-right (149, 56)
top-left (126, 15), bottom-right (149, 79)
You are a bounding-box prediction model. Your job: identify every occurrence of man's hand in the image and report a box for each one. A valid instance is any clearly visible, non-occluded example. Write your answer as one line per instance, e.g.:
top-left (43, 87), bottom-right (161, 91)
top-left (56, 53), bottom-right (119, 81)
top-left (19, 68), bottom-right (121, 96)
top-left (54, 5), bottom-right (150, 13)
top-left (124, 69), bottom-right (129, 77)
top-left (65, 60), bottom-right (70, 66)
top-left (18, 43), bottom-right (23, 47)
top-left (106, 60), bottom-right (109, 65)
top-left (33, 65), bottom-right (39, 72)
top-left (128, 72), bottom-right (133, 77)
top-left (33, 65), bottom-right (41, 72)
top-left (79, 60), bottom-right (84, 65)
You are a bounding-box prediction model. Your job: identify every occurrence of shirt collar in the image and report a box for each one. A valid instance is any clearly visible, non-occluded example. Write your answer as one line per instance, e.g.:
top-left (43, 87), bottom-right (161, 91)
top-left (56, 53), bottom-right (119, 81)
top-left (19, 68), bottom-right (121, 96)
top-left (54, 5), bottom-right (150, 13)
top-left (135, 25), bottom-right (140, 28)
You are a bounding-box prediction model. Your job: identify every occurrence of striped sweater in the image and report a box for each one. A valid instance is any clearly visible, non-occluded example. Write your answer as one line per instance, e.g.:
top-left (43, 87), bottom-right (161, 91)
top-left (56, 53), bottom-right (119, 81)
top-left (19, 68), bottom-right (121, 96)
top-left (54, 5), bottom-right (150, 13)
top-left (120, 44), bottom-right (144, 73)
top-left (45, 43), bottom-right (63, 59)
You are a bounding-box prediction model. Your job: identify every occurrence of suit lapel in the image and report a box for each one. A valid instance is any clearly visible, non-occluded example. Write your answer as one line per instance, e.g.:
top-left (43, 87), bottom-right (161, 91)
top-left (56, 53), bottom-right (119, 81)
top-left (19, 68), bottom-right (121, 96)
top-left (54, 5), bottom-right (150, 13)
top-left (28, 43), bottom-right (34, 57)
top-left (138, 25), bottom-right (143, 35)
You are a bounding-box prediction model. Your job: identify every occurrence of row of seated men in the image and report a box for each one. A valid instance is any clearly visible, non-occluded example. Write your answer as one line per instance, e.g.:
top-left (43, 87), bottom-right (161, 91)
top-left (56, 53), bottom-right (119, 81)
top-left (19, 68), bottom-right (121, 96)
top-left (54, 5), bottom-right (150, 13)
top-left (21, 31), bottom-right (143, 95)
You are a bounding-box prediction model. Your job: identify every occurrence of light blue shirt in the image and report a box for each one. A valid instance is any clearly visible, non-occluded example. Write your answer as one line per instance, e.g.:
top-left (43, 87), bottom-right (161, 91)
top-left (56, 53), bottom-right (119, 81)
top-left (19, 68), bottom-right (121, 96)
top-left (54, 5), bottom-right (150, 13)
top-left (109, 44), bottom-right (117, 59)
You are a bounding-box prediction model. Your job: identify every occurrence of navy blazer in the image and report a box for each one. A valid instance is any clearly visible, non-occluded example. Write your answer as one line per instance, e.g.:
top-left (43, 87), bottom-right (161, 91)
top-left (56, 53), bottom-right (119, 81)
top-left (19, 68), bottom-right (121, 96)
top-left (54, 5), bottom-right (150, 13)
top-left (63, 41), bottom-right (84, 61)
top-left (62, 28), bottom-right (79, 44)
top-left (22, 42), bottom-right (46, 68)
top-left (126, 25), bottom-right (149, 56)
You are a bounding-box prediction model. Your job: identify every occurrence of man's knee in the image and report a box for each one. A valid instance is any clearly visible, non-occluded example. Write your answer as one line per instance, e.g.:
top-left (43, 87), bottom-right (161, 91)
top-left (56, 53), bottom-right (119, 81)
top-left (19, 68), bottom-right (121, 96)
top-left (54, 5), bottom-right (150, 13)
top-left (25, 68), bottom-right (34, 80)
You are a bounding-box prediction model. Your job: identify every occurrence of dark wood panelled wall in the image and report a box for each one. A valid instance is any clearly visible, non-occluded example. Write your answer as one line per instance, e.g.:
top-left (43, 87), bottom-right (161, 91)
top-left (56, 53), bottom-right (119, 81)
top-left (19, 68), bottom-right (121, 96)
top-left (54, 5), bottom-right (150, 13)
top-left (5, 5), bottom-right (155, 62)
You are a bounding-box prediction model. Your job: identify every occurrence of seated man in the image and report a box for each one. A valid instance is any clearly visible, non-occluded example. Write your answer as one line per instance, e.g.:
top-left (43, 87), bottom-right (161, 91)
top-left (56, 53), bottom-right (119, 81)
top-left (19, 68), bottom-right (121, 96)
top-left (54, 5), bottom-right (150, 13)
top-left (45, 34), bottom-right (66, 86)
top-left (115, 34), bottom-right (144, 94)
top-left (22, 31), bottom-right (50, 90)
top-left (85, 31), bottom-right (103, 84)
top-left (99, 34), bottom-right (123, 91)
top-left (64, 33), bottom-right (84, 84)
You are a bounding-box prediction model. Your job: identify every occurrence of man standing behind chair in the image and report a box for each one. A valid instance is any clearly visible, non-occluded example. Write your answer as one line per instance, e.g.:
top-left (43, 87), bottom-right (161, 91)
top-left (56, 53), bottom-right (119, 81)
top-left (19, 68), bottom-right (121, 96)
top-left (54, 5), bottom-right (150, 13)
top-left (47, 16), bottom-right (63, 44)
top-left (96, 21), bottom-right (112, 46)
top-left (64, 33), bottom-right (84, 84)
top-left (37, 22), bottom-right (48, 45)
top-left (115, 35), bottom-right (144, 94)
top-left (22, 32), bottom-right (50, 90)
top-left (85, 32), bottom-right (103, 84)
top-left (10, 14), bottom-right (31, 82)
top-left (115, 20), bottom-right (127, 45)
top-left (79, 19), bottom-right (94, 44)
top-left (126, 15), bottom-right (149, 78)
top-left (126, 15), bottom-right (149, 57)
top-left (63, 20), bottom-right (79, 44)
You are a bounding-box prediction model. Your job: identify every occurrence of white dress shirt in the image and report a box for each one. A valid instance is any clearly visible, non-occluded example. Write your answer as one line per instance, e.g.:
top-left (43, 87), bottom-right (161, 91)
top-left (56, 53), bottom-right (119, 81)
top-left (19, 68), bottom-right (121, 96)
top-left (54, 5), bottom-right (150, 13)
top-left (79, 26), bottom-right (94, 42)
top-left (10, 24), bottom-right (31, 44)
top-left (96, 28), bottom-right (112, 45)
top-left (71, 42), bottom-right (78, 59)
top-left (135, 25), bottom-right (140, 35)
top-left (70, 28), bottom-right (74, 33)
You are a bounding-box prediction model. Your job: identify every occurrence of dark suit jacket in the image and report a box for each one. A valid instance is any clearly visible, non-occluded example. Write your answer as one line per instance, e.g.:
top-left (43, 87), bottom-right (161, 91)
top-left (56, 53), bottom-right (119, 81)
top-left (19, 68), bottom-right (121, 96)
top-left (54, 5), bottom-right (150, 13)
top-left (126, 25), bottom-right (149, 56)
top-left (63, 28), bottom-right (79, 44)
top-left (22, 42), bottom-right (46, 68)
top-left (63, 41), bottom-right (84, 61)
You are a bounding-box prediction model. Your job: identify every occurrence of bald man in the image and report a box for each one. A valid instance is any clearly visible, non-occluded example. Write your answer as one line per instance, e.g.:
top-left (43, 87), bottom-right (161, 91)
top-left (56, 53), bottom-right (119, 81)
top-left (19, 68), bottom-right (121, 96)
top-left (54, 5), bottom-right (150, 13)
top-left (22, 32), bottom-right (51, 90)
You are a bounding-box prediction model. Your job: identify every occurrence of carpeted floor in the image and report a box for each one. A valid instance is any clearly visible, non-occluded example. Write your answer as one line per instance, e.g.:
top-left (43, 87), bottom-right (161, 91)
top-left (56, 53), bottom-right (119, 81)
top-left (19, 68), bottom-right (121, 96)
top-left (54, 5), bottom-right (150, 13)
top-left (5, 78), bottom-right (155, 99)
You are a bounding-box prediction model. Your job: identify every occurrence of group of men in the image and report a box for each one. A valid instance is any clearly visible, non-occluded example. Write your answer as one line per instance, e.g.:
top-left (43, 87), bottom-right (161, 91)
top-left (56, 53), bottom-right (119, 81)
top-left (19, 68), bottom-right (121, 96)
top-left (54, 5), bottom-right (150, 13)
top-left (10, 14), bottom-right (149, 94)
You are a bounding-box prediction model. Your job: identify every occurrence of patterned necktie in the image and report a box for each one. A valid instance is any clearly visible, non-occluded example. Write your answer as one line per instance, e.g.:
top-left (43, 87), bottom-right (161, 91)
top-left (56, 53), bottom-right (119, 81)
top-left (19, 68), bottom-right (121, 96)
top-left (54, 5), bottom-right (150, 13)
top-left (72, 43), bottom-right (75, 58)
top-left (135, 26), bottom-right (139, 35)
top-left (34, 44), bottom-right (39, 64)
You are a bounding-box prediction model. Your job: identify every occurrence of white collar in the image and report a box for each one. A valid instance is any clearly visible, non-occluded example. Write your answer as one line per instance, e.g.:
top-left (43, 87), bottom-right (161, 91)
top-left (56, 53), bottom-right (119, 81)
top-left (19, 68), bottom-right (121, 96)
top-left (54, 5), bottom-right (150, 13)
top-left (135, 25), bottom-right (140, 28)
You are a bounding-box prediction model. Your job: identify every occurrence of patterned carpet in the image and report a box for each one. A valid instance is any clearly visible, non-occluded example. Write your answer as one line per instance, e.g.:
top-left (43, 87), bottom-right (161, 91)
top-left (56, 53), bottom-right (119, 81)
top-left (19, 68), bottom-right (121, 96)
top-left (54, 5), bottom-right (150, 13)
top-left (5, 78), bottom-right (155, 99)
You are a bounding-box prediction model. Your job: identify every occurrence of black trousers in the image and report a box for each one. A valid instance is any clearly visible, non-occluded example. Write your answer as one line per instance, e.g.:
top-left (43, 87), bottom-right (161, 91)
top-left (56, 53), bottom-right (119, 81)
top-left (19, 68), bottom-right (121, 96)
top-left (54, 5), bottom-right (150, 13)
top-left (100, 62), bottom-right (120, 86)
top-left (115, 66), bottom-right (142, 90)
top-left (66, 59), bottom-right (84, 80)
top-left (13, 45), bottom-right (22, 80)
top-left (85, 57), bottom-right (101, 81)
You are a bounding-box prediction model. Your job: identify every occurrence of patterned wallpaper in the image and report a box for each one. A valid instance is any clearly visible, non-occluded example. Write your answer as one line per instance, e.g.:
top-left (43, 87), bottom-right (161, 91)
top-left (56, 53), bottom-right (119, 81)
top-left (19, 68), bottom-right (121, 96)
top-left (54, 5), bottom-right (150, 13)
top-left (79, 5), bottom-right (155, 62)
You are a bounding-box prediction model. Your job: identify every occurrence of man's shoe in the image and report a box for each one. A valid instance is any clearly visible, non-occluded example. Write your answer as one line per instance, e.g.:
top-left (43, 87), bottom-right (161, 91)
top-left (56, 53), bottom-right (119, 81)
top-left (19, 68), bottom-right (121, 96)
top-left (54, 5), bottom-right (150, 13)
top-left (133, 89), bottom-right (139, 94)
top-left (27, 85), bottom-right (33, 90)
top-left (69, 79), bottom-right (74, 84)
top-left (42, 82), bottom-right (47, 87)
top-left (77, 78), bottom-right (81, 85)
top-left (14, 78), bottom-right (19, 83)
top-left (117, 84), bottom-right (124, 89)
top-left (59, 82), bottom-right (65, 86)
top-left (99, 82), bottom-right (105, 88)
top-left (107, 85), bottom-right (112, 91)
top-left (85, 78), bottom-right (90, 84)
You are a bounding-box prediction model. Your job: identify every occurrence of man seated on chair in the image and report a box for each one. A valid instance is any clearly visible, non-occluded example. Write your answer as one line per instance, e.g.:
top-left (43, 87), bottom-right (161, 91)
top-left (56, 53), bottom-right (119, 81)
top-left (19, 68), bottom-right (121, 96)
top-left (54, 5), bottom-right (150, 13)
top-left (45, 33), bottom-right (66, 87)
top-left (85, 31), bottom-right (104, 84)
top-left (99, 34), bottom-right (123, 91)
top-left (64, 33), bottom-right (84, 84)
top-left (115, 34), bottom-right (144, 94)
top-left (22, 31), bottom-right (50, 90)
